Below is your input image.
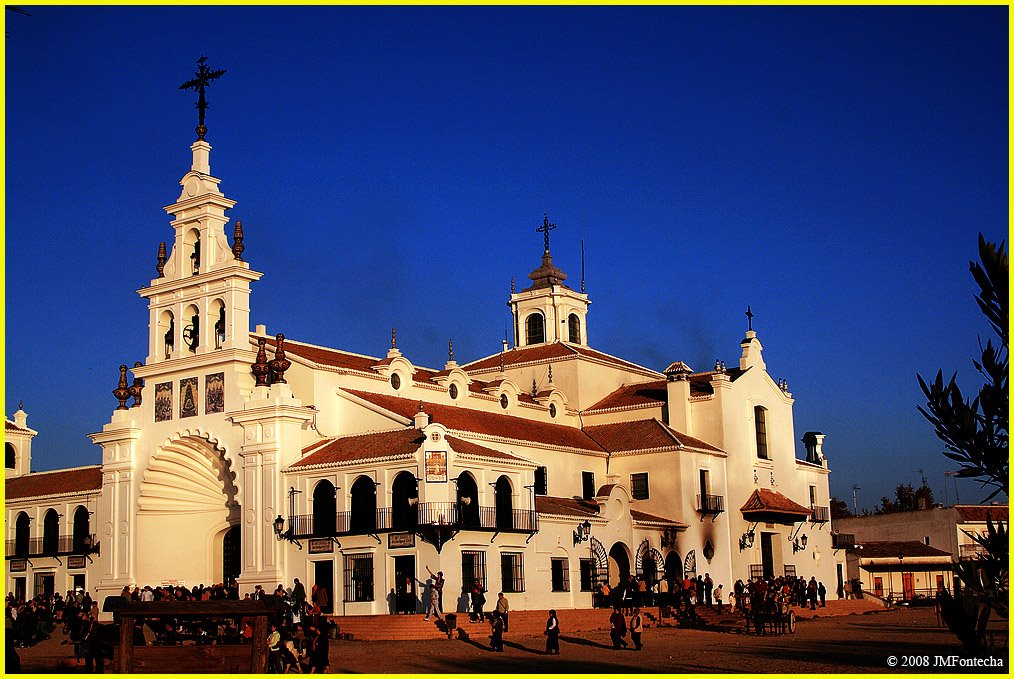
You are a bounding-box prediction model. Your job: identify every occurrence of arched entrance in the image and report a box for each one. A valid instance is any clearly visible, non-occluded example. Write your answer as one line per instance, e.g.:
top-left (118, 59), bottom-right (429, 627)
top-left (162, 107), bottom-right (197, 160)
top-left (664, 550), bottom-right (683, 583)
top-left (312, 480), bottom-right (337, 536)
top-left (494, 476), bottom-right (514, 529)
top-left (72, 506), bottom-right (90, 553)
top-left (456, 472), bottom-right (480, 528)
top-left (391, 471), bottom-right (419, 532)
top-left (136, 433), bottom-right (239, 586)
top-left (608, 542), bottom-right (631, 587)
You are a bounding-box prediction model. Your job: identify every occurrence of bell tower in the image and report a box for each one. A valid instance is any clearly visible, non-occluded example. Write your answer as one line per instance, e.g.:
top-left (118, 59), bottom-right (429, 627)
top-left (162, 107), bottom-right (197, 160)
top-left (509, 214), bottom-right (590, 347)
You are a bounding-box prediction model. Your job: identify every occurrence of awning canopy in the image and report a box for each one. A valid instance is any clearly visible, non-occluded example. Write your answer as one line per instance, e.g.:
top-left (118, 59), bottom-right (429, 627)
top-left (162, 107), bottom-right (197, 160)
top-left (740, 488), bottom-right (811, 525)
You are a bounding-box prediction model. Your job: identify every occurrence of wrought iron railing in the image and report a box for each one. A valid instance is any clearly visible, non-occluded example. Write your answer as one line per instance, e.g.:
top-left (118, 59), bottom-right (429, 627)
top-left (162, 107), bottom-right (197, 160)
top-left (6, 534), bottom-right (98, 559)
top-left (832, 533), bottom-right (856, 549)
top-left (697, 494), bottom-right (725, 514)
top-left (286, 503), bottom-right (537, 539)
top-left (958, 543), bottom-right (987, 559)
top-left (810, 505), bottom-right (830, 523)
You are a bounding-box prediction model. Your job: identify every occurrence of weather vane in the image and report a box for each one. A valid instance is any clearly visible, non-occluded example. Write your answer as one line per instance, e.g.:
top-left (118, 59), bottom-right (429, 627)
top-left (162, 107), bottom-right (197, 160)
top-left (536, 213), bottom-right (557, 253)
top-left (179, 56), bottom-right (227, 141)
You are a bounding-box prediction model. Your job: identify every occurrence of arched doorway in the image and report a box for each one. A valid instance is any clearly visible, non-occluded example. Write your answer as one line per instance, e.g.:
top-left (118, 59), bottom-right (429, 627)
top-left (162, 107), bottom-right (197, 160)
top-left (222, 525), bottom-right (241, 585)
top-left (312, 480), bottom-right (337, 536)
top-left (608, 542), bottom-right (631, 587)
top-left (72, 506), bottom-right (90, 553)
top-left (456, 472), bottom-right (480, 528)
top-left (350, 476), bottom-right (378, 533)
top-left (494, 476), bottom-right (514, 529)
top-left (136, 433), bottom-right (239, 587)
top-left (391, 471), bottom-right (419, 532)
top-left (664, 550), bottom-right (683, 583)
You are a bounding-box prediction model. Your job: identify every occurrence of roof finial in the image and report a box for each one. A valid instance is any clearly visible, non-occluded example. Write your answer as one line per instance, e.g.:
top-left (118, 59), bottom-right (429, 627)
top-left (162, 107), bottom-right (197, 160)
top-left (269, 334), bottom-right (291, 384)
top-left (252, 338), bottom-right (270, 387)
top-left (580, 238), bottom-right (586, 293)
top-left (510, 277), bottom-right (515, 294)
top-left (113, 365), bottom-right (131, 410)
top-left (448, 339), bottom-right (454, 362)
top-left (745, 305), bottom-right (754, 332)
top-left (179, 56), bottom-right (226, 141)
top-left (537, 213), bottom-right (557, 254)
top-left (532, 378), bottom-right (538, 398)
top-left (156, 241), bottom-right (167, 277)
top-left (548, 364), bottom-right (554, 384)
top-left (232, 221), bottom-right (245, 261)
top-left (18, 400), bottom-right (24, 411)
top-left (391, 327), bottom-right (397, 349)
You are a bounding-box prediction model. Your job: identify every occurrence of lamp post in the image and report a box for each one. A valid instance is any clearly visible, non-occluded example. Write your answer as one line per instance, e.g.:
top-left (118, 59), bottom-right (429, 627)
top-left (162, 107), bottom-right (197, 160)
top-left (573, 519), bottom-right (592, 546)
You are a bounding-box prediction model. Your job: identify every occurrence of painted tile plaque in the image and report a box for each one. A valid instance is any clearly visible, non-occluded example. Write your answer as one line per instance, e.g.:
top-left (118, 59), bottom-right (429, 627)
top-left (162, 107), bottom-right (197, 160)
top-left (206, 372), bottom-right (225, 414)
top-left (424, 450), bottom-right (448, 483)
top-left (180, 377), bottom-right (199, 418)
top-left (154, 382), bottom-right (173, 422)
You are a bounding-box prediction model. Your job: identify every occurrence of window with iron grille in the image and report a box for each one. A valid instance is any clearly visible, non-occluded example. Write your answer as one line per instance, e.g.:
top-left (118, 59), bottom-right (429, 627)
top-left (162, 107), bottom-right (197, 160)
top-left (783, 564), bottom-right (797, 578)
top-left (500, 552), bottom-right (525, 593)
top-left (582, 471), bottom-right (596, 500)
top-left (630, 473), bottom-right (649, 500)
top-left (579, 558), bottom-right (597, 591)
top-left (749, 564), bottom-right (764, 580)
top-left (462, 550), bottom-right (487, 591)
top-left (550, 557), bottom-right (570, 592)
top-left (754, 406), bottom-right (769, 459)
top-left (343, 554), bottom-right (374, 602)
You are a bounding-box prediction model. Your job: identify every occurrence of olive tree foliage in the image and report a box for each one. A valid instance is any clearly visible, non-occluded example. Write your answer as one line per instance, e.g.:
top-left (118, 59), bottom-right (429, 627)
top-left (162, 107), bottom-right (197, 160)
top-left (918, 234), bottom-right (1008, 654)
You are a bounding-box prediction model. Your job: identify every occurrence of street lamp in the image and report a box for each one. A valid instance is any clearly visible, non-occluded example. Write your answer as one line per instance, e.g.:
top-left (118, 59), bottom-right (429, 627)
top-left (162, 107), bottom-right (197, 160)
top-left (573, 519), bottom-right (592, 546)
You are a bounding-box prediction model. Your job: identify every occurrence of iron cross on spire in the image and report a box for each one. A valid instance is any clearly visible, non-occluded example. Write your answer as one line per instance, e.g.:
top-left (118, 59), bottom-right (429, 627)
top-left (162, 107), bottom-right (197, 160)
top-left (745, 305), bottom-right (754, 331)
top-left (536, 213), bottom-right (557, 253)
top-left (179, 56), bottom-right (227, 141)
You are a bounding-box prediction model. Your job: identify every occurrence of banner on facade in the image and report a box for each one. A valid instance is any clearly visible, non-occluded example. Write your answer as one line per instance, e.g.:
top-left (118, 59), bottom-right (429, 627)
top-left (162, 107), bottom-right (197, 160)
top-left (67, 556), bottom-right (87, 569)
top-left (308, 538), bottom-right (335, 554)
top-left (425, 450), bottom-right (447, 482)
top-left (388, 532), bottom-right (416, 549)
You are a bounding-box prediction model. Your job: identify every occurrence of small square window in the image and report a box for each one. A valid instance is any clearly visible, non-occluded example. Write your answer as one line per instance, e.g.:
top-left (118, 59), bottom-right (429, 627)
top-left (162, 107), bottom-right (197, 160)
top-left (630, 473), bottom-right (649, 500)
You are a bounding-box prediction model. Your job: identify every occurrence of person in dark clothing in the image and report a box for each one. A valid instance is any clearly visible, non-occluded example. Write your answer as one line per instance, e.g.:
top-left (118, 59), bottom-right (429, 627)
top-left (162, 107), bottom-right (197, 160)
top-left (817, 581), bottom-right (827, 607)
top-left (609, 607), bottom-right (628, 649)
top-left (489, 612), bottom-right (504, 652)
top-left (544, 610), bottom-right (560, 655)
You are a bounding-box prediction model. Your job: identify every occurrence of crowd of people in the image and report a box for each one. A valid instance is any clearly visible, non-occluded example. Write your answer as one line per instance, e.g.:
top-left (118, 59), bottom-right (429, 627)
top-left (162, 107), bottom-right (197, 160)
top-left (5, 589), bottom-right (107, 672)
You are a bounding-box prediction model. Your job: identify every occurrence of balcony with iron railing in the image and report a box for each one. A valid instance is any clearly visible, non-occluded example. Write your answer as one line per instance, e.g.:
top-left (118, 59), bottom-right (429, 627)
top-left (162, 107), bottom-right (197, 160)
top-left (6, 534), bottom-right (98, 559)
top-left (959, 543), bottom-right (987, 560)
top-left (832, 532), bottom-right (856, 550)
top-left (810, 505), bottom-right (830, 523)
top-left (286, 502), bottom-right (537, 540)
top-left (697, 494), bottom-right (725, 515)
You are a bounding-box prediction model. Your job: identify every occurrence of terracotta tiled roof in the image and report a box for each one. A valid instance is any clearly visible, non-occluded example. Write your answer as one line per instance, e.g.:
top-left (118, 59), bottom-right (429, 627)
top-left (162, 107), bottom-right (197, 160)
top-left (259, 335), bottom-right (381, 373)
top-left (342, 389), bottom-right (604, 452)
top-left (740, 489), bottom-right (811, 519)
top-left (5, 466), bottom-right (102, 499)
top-left (856, 541), bottom-right (952, 559)
top-left (5, 419), bottom-right (28, 432)
top-left (292, 429), bottom-right (426, 467)
top-left (955, 505), bottom-right (1009, 522)
top-left (587, 382), bottom-right (668, 411)
top-left (584, 419), bottom-right (723, 453)
top-left (535, 495), bottom-right (600, 517)
top-left (631, 509), bottom-right (687, 528)
top-left (463, 342), bottom-right (660, 377)
top-left (291, 429), bottom-right (525, 468)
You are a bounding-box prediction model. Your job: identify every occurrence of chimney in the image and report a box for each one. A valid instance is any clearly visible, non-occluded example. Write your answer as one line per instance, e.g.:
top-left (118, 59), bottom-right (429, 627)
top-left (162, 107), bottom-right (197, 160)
top-left (414, 403), bottom-right (429, 429)
top-left (13, 402), bottom-right (28, 430)
top-left (802, 432), bottom-right (825, 463)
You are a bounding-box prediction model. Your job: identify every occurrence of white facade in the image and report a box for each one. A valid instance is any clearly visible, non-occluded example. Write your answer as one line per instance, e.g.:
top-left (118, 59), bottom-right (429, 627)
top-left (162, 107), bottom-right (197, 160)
top-left (7, 127), bottom-right (842, 615)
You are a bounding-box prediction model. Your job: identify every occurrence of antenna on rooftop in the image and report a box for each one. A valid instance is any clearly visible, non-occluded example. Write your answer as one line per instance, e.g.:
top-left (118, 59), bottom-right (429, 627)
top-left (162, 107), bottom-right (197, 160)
top-left (581, 239), bottom-right (586, 293)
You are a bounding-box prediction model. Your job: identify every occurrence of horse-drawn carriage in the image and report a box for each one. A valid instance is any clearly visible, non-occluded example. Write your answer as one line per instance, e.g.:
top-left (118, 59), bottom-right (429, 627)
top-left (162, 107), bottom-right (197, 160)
top-left (742, 593), bottom-right (796, 635)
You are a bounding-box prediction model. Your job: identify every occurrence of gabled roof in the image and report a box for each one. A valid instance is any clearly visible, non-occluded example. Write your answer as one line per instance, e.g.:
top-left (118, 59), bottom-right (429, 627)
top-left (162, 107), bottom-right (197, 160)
top-left (259, 335), bottom-right (381, 374)
top-left (587, 382), bottom-right (668, 411)
top-left (856, 540), bottom-right (951, 559)
top-left (342, 389), bottom-right (604, 452)
top-left (291, 429), bottom-right (524, 469)
top-left (955, 505), bottom-right (1009, 522)
top-left (463, 341), bottom-right (660, 377)
top-left (535, 495), bottom-right (600, 518)
top-left (740, 488), bottom-right (811, 522)
top-left (631, 509), bottom-right (688, 528)
top-left (584, 419), bottom-right (723, 453)
top-left (6, 466), bottom-right (102, 499)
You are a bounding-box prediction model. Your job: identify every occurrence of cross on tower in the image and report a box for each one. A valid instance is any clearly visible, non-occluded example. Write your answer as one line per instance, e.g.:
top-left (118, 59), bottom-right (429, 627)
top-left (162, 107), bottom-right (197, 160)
top-left (745, 305), bottom-right (754, 331)
top-left (536, 213), bottom-right (557, 253)
top-left (179, 56), bottom-right (227, 141)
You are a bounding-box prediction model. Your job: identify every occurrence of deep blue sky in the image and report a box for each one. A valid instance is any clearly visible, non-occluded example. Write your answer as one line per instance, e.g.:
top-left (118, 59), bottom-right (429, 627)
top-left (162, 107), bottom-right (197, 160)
top-left (5, 7), bottom-right (1008, 511)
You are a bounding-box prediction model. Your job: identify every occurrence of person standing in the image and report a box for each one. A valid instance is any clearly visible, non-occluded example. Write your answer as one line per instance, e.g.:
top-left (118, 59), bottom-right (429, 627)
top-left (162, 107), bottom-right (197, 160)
top-left (544, 610), bottom-right (560, 655)
top-left (424, 579), bottom-right (442, 622)
top-left (292, 578), bottom-right (307, 610)
top-left (629, 608), bottom-right (643, 651)
top-left (817, 581), bottom-right (827, 607)
top-left (489, 612), bottom-right (504, 652)
top-left (703, 573), bottom-right (714, 608)
top-left (608, 607), bottom-right (628, 649)
top-left (470, 579), bottom-right (486, 623)
top-left (714, 584), bottom-right (724, 614)
top-left (426, 566), bottom-right (445, 615)
top-left (495, 592), bottom-right (510, 633)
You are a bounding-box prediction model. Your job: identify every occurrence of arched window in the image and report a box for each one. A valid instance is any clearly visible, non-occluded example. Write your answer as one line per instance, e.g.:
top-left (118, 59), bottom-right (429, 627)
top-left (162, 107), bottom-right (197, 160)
top-left (212, 299), bottom-right (226, 349)
top-left (312, 480), bottom-right (337, 536)
top-left (494, 476), bottom-right (514, 530)
top-left (754, 406), bottom-right (769, 460)
top-left (5, 442), bottom-right (15, 469)
top-left (72, 506), bottom-right (90, 553)
top-left (350, 476), bottom-right (377, 533)
top-left (14, 512), bottom-right (30, 557)
top-left (456, 472), bottom-right (480, 528)
top-left (183, 304), bottom-right (200, 352)
top-left (391, 471), bottom-right (419, 531)
top-left (525, 313), bottom-right (545, 345)
top-left (159, 309), bottom-right (175, 358)
top-left (568, 314), bottom-right (581, 344)
top-left (42, 509), bottom-right (60, 556)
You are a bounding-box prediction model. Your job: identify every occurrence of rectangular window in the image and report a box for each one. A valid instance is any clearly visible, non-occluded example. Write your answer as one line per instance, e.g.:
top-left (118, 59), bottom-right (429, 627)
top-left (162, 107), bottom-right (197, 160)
top-left (783, 564), bottom-right (797, 578)
top-left (500, 552), bottom-right (525, 593)
top-left (343, 554), bottom-right (374, 602)
top-left (809, 485), bottom-right (817, 507)
top-left (755, 406), bottom-right (769, 459)
top-left (630, 473), bottom-right (649, 500)
top-left (462, 550), bottom-right (487, 591)
top-left (534, 466), bottom-right (548, 496)
top-left (550, 557), bottom-right (570, 592)
top-left (579, 558), bottom-right (597, 591)
top-left (582, 471), bottom-right (596, 500)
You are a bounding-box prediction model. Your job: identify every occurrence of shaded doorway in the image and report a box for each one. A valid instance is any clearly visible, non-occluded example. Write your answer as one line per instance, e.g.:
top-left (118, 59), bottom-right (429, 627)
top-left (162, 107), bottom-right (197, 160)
top-left (608, 543), bottom-right (631, 586)
top-left (223, 525), bottom-right (241, 585)
top-left (314, 560), bottom-right (334, 614)
top-left (760, 533), bottom-right (775, 580)
top-left (394, 555), bottom-right (417, 613)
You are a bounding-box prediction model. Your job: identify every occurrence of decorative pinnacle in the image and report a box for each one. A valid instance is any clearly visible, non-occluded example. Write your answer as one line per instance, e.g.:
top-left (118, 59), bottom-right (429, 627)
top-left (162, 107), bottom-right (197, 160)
top-left (548, 364), bottom-right (554, 384)
top-left (448, 339), bottom-right (454, 362)
top-left (113, 365), bottom-right (131, 410)
top-left (232, 221), bottom-right (245, 261)
top-left (156, 241), bottom-right (167, 277)
top-left (536, 213), bottom-right (557, 253)
top-left (179, 56), bottom-right (227, 141)
top-left (745, 305), bottom-right (754, 332)
top-left (391, 327), bottom-right (397, 349)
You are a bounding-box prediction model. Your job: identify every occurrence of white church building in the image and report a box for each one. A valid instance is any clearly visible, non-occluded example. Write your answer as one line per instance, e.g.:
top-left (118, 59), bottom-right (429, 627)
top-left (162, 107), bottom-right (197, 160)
top-left (6, 114), bottom-right (842, 617)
